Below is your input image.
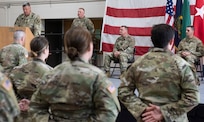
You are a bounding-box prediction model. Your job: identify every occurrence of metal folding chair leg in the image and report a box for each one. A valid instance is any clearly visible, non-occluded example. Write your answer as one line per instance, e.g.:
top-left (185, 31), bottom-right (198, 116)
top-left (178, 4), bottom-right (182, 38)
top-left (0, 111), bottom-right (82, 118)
top-left (111, 63), bottom-right (118, 76)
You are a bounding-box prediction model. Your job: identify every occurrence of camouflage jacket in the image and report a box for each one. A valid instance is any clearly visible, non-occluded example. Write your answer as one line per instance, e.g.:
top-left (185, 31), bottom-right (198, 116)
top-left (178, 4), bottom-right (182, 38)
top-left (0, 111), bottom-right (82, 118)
top-left (29, 59), bottom-right (120, 122)
top-left (113, 35), bottom-right (135, 57)
top-left (9, 58), bottom-right (53, 100)
top-left (0, 73), bottom-right (20, 122)
top-left (71, 17), bottom-right (95, 34)
top-left (14, 12), bottom-right (41, 36)
top-left (118, 48), bottom-right (199, 122)
top-left (177, 36), bottom-right (204, 57)
top-left (0, 43), bottom-right (28, 74)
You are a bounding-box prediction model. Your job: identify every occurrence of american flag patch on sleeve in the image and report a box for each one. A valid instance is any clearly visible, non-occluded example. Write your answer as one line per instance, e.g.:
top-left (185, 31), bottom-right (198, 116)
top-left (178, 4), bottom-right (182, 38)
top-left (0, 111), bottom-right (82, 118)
top-left (107, 84), bottom-right (116, 93)
top-left (3, 79), bottom-right (12, 91)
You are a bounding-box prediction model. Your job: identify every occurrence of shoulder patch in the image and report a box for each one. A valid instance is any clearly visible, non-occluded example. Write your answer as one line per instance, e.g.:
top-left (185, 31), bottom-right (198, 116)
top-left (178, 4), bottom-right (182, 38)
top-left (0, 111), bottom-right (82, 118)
top-left (2, 79), bottom-right (12, 91)
top-left (107, 84), bottom-right (116, 93)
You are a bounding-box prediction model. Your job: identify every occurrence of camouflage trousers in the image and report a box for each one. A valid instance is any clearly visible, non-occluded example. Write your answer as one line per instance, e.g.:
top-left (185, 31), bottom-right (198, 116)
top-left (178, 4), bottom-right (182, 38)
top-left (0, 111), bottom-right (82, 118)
top-left (104, 52), bottom-right (132, 73)
top-left (181, 54), bottom-right (200, 85)
top-left (14, 111), bottom-right (32, 122)
top-left (182, 54), bottom-right (197, 66)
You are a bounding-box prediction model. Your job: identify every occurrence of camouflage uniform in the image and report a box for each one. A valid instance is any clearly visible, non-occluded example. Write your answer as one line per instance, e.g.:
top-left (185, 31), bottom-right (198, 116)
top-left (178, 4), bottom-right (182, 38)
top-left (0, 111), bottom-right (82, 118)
top-left (177, 36), bottom-right (204, 66)
top-left (9, 58), bottom-right (53, 122)
top-left (104, 35), bottom-right (135, 73)
top-left (0, 43), bottom-right (28, 75)
top-left (29, 59), bottom-right (120, 122)
top-left (0, 72), bottom-right (20, 122)
top-left (14, 12), bottom-right (41, 37)
top-left (71, 17), bottom-right (95, 34)
top-left (118, 48), bottom-right (199, 122)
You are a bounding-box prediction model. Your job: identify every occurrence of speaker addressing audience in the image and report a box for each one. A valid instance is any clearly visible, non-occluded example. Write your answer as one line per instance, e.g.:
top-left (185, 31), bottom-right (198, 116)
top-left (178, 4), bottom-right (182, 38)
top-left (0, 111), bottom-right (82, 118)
top-left (9, 37), bottom-right (53, 122)
top-left (14, 2), bottom-right (41, 37)
top-left (29, 27), bottom-right (120, 122)
top-left (118, 24), bottom-right (199, 122)
top-left (71, 8), bottom-right (95, 35)
top-left (0, 30), bottom-right (28, 75)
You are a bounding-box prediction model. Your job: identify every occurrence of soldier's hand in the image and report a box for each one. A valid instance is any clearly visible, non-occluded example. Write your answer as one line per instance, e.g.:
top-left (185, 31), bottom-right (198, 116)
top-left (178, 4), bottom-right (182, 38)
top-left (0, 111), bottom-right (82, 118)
top-left (142, 104), bottom-right (163, 122)
top-left (19, 98), bottom-right (30, 111)
top-left (113, 51), bottom-right (120, 57)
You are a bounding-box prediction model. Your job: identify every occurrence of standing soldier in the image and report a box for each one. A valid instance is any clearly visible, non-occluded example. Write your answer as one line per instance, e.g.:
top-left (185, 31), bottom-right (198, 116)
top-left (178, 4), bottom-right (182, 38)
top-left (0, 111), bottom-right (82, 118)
top-left (104, 25), bottom-right (135, 77)
top-left (14, 2), bottom-right (41, 37)
top-left (71, 8), bottom-right (95, 34)
top-left (0, 72), bottom-right (20, 122)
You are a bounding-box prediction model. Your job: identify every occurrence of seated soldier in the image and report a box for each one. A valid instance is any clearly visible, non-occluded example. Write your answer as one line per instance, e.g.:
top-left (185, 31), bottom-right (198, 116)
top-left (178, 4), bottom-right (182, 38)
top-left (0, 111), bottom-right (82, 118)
top-left (177, 25), bottom-right (204, 67)
top-left (104, 25), bottom-right (135, 77)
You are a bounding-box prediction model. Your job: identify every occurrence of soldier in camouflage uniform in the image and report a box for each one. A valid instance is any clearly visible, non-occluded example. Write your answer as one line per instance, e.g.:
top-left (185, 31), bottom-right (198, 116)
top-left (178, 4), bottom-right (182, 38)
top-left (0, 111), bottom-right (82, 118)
top-left (9, 37), bottom-right (53, 122)
top-left (29, 27), bottom-right (120, 122)
top-left (104, 25), bottom-right (135, 77)
top-left (0, 72), bottom-right (20, 122)
top-left (118, 24), bottom-right (199, 122)
top-left (14, 2), bottom-right (41, 37)
top-left (0, 30), bottom-right (28, 75)
top-left (71, 8), bottom-right (95, 34)
top-left (177, 26), bottom-right (204, 67)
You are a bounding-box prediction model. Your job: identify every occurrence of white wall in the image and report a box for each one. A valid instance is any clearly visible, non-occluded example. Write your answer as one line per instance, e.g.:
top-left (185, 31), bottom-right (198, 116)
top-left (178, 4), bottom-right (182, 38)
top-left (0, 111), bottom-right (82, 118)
top-left (0, 1), bottom-right (105, 26)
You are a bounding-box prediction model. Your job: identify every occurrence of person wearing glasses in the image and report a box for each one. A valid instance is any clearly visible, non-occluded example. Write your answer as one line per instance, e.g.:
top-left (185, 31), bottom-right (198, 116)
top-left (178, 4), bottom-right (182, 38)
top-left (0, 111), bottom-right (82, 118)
top-left (177, 25), bottom-right (204, 67)
top-left (14, 2), bottom-right (41, 37)
top-left (177, 25), bottom-right (204, 85)
top-left (118, 24), bottom-right (199, 122)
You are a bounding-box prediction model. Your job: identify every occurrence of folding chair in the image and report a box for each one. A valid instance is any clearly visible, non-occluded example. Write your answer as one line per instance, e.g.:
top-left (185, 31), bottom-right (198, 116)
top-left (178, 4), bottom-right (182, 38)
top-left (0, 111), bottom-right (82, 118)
top-left (195, 57), bottom-right (203, 78)
top-left (111, 48), bottom-right (136, 76)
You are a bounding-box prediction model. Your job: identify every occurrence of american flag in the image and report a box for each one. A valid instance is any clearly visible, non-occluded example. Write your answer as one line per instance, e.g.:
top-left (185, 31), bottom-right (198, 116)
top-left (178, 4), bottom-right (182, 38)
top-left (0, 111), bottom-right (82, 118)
top-left (101, 0), bottom-right (196, 55)
top-left (165, 0), bottom-right (175, 52)
top-left (165, 0), bottom-right (174, 26)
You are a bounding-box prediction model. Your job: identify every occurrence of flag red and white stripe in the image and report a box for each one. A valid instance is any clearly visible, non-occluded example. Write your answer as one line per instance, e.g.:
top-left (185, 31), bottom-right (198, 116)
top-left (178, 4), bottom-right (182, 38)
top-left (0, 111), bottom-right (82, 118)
top-left (165, 0), bottom-right (175, 53)
top-left (165, 0), bottom-right (174, 26)
top-left (101, 0), bottom-right (196, 55)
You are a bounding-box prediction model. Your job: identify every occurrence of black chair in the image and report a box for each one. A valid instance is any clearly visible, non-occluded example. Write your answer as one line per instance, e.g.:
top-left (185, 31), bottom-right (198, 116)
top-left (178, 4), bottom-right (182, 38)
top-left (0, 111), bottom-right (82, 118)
top-left (111, 48), bottom-right (136, 77)
top-left (195, 57), bottom-right (203, 78)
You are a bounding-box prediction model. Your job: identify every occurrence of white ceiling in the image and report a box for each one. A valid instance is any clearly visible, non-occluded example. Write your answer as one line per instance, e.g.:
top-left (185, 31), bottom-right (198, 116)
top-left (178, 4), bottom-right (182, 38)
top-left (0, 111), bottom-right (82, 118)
top-left (0, 0), bottom-right (105, 7)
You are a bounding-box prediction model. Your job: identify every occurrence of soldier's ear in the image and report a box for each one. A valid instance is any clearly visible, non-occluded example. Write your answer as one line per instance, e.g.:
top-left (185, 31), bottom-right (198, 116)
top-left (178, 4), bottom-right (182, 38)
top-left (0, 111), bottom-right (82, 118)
top-left (167, 38), bottom-right (174, 50)
top-left (169, 38), bottom-right (174, 45)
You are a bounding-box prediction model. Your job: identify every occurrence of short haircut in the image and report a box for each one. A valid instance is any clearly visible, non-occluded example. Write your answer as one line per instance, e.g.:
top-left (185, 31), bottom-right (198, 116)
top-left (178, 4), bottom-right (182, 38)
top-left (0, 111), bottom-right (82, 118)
top-left (13, 30), bottom-right (25, 42)
top-left (79, 8), bottom-right (85, 12)
top-left (186, 25), bottom-right (194, 31)
top-left (151, 24), bottom-right (175, 48)
top-left (22, 2), bottom-right (30, 7)
top-left (121, 25), bottom-right (128, 29)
